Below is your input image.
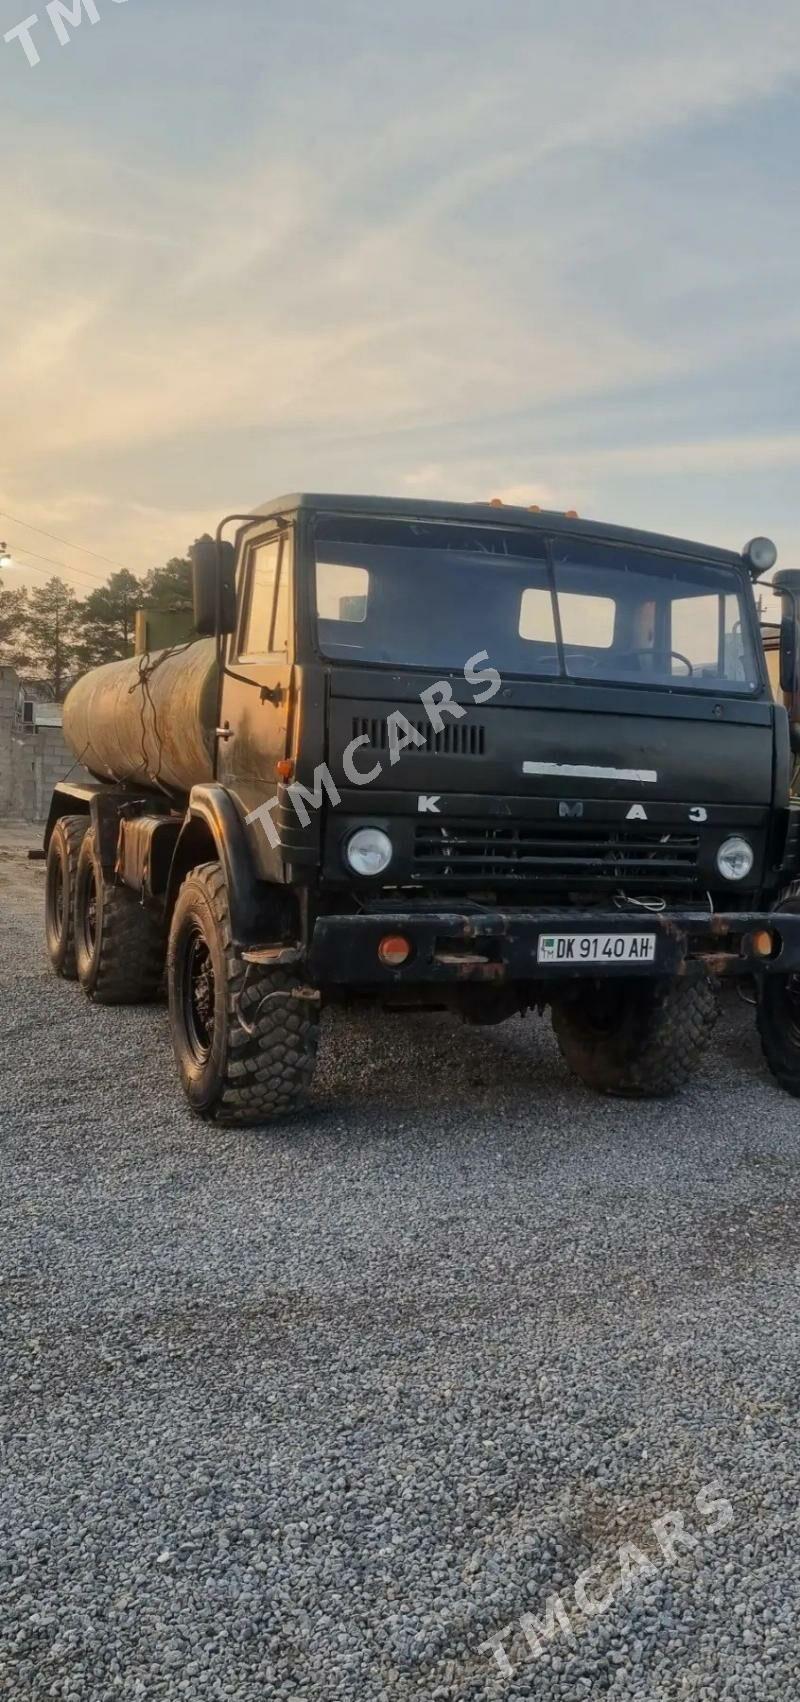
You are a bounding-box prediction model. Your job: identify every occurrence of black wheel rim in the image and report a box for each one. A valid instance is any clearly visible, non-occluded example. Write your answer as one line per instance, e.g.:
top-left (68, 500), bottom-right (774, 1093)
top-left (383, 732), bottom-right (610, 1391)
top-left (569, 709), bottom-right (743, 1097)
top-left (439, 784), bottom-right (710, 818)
top-left (183, 927), bottom-right (215, 1063)
top-left (572, 980), bottom-right (629, 1036)
top-left (81, 865), bottom-right (98, 958)
top-left (47, 855), bottom-right (65, 942)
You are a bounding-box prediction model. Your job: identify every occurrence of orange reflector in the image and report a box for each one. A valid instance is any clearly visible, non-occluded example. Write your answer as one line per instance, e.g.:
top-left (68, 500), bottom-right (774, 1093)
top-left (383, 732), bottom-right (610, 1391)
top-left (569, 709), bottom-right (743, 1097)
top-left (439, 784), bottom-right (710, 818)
top-left (750, 930), bottom-right (774, 958)
top-left (276, 758), bottom-right (295, 781)
top-left (489, 497), bottom-right (504, 507)
top-left (565, 509), bottom-right (579, 519)
top-left (528, 504), bottom-right (541, 513)
top-left (378, 934), bottom-right (412, 967)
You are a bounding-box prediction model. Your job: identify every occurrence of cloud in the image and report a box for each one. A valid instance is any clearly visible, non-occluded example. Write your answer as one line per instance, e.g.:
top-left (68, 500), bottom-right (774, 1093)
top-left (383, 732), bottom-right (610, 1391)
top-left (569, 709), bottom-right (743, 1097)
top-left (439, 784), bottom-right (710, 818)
top-left (3, 0), bottom-right (800, 577)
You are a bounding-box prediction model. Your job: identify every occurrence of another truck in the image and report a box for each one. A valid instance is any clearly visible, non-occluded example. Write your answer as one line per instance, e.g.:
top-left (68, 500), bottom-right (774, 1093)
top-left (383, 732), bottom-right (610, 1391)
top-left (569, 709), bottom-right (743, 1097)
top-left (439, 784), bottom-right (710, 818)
top-left (42, 494), bottom-right (800, 1122)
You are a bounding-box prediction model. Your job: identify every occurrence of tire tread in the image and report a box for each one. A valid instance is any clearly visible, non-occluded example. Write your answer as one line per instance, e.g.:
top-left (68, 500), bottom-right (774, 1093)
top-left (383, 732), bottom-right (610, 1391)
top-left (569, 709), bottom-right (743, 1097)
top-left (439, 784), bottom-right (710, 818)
top-left (552, 971), bottom-right (718, 1097)
top-left (76, 829), bottom-right (165, 1005)
top-left (168, 862), bottom-right (318, 1125)
top-left (46, 814), bottom-right (89, 979)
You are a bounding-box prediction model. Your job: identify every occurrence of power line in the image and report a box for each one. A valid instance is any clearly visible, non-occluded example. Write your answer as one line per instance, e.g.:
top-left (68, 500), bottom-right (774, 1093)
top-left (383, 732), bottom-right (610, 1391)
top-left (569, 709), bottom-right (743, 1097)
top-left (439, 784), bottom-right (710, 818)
top-left (4, 540), bottom-right (110, 587)
top-left (0, 509), bottom-right (138, 575)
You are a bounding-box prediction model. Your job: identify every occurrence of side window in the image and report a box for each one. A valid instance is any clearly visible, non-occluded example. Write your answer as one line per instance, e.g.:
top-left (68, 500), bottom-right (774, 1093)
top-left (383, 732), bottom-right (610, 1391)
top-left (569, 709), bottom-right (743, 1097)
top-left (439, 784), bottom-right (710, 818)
top-left (670, 593), bottom-right (719, 674)
top-left (238, 535), bottom-right (291, 661)
top-left (519, 588), bottom-right (616, 647)
top-left (518, 587), bottom-right (556, 644)
top-left (316, 560), bottom-right (369, 623)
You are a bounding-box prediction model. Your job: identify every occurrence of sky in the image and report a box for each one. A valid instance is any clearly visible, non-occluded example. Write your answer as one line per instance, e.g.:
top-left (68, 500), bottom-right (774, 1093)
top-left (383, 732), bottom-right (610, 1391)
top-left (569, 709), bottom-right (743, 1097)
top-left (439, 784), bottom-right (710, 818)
top-left (2, 0), bottom-right (800, 609)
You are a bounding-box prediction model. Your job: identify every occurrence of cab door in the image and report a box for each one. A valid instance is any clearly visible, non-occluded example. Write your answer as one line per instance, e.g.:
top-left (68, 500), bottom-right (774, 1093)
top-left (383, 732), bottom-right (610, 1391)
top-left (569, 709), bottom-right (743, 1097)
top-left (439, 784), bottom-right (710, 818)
top-left (218, 526), bottom-right (293, 873)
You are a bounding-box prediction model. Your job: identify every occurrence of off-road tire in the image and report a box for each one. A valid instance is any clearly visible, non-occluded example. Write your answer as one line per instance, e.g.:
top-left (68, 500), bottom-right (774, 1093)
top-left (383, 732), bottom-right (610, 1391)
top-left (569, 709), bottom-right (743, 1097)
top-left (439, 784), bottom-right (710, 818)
top-left (167, 861), bottom-right (319, 1125)
top-left (551, 970), bottom-right (718, 1097)
top-left (756, 880), bottom-right (800, 1096)
top-left (45, 813), bottom-right (89, 979)
top-left (74, 827), bottom-right (166, 1004)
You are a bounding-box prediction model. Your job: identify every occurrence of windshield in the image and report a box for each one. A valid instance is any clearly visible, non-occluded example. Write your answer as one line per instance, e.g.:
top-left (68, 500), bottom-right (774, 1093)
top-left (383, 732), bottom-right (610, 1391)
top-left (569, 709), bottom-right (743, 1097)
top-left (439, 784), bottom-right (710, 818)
top-left (314, 516), bottom-right (760, 694)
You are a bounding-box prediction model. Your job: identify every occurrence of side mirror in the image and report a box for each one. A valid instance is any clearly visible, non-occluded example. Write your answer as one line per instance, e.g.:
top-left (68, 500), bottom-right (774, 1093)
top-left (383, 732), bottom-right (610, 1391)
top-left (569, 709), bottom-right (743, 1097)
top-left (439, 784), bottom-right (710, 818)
top-left (190, 536), bottom-right (237, 637)
top-left (773, 570), bottom-right (800, 700)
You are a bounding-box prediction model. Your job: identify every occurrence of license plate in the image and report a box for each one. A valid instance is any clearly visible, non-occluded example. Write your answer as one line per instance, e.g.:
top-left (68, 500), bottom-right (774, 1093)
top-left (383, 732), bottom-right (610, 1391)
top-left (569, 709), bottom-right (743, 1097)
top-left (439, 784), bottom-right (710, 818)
top-left (536, 931), bottom-right (656, 965)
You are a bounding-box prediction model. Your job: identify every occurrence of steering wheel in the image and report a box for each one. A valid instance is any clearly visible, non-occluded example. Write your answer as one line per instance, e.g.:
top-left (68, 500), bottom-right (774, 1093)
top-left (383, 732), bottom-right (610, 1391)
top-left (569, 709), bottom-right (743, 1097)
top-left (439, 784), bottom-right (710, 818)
top-left (625, 647), bottom-right (694, 677)
top-left (563, 648), bottom-right (695, 677)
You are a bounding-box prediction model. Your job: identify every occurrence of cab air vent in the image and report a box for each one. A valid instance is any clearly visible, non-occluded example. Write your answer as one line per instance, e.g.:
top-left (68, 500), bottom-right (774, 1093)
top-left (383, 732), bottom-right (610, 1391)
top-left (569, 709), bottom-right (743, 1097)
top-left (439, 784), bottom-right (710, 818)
top-left (351, 717), bottom-right (486, 756)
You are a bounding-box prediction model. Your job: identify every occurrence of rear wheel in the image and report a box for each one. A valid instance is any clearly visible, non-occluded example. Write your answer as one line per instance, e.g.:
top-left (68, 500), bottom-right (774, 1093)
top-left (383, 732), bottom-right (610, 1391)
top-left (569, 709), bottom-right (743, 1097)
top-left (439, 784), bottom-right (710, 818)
top-left (74, 828), bottom-right (165, 1004)
top-left (551, 971), bottom-right (718, 1097)
top-left (167, 861), bottom-right (319, 1125)
top-left (45, 813), bottom-right (89, 979)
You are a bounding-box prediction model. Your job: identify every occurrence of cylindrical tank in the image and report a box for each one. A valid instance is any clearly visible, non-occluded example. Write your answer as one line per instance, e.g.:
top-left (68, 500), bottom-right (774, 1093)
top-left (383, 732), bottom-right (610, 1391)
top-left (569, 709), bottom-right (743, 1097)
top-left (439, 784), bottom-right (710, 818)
top-left (63, 639), bottom-right (219, 795)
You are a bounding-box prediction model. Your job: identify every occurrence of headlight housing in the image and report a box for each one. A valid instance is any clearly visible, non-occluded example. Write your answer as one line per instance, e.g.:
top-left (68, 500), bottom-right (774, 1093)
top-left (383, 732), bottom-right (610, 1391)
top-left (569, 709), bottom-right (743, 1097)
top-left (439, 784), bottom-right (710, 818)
top-left (716, 836), bottom-right (754, 882)
top-left (345, 827), bottom-right (393, 878)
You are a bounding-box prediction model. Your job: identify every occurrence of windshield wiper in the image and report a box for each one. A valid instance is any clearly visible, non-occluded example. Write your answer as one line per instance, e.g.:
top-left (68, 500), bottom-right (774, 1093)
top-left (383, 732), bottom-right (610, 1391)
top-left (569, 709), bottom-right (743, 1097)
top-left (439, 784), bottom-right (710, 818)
top-left (544, 538), bottom-right (567, 679)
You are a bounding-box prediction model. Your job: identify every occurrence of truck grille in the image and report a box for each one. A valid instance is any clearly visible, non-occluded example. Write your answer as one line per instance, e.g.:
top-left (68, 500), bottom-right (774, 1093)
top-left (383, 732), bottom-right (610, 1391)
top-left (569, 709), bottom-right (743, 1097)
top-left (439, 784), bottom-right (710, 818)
top-left (351, 716), bottom-right (485, 756)
top-left (413, 822), bottom-right (701, 889)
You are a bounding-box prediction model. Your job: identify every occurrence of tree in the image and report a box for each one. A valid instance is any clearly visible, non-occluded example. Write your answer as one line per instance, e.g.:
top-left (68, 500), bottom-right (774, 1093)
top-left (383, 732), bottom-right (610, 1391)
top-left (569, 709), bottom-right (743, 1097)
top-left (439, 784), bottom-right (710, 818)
top-left (0, 580), bottom-right (30, 675)
top-left (75, 569), bottom-right (143, 669)
top-left (24, 577), bottom-right (80, 700)
top-left (142, 551), bottom-right (195, 611)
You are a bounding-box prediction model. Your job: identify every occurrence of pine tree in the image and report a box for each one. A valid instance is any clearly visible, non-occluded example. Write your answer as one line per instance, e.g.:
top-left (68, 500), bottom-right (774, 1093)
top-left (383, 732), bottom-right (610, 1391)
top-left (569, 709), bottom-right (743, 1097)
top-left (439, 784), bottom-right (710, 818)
top-left (24, 577), bottom-right (80, 700)
top-left (75, 570), bottom-right (143, 669)
top-left (0, 580), bottom-right (30, 675)
top-left (142, 552), bottom-right (195, 611)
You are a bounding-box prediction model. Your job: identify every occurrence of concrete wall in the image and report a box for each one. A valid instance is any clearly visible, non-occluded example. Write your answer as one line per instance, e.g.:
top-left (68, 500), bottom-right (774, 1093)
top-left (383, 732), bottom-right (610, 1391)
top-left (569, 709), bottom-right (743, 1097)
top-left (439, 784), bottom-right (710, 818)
top-left (0, 667), bottom-right (16, 814)
top-left (0, 666), bottom-right (92, 822)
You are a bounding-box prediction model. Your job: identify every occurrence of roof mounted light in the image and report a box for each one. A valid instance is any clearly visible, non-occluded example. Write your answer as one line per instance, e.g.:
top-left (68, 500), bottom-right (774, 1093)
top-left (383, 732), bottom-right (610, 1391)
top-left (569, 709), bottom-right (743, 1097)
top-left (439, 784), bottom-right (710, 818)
top-left (744, 536), bottom-right (777, 574)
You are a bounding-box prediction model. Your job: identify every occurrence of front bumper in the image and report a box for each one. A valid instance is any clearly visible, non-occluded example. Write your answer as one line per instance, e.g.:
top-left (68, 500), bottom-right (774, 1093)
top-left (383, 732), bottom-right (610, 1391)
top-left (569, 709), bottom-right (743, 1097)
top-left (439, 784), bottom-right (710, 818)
top-left (307, 905), bottom-right (800, 986)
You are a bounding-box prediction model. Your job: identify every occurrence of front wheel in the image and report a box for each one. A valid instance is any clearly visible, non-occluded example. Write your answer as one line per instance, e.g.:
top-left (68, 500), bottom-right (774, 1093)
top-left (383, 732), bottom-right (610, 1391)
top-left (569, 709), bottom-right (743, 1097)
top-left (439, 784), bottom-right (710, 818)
top-left (551, 971), bottom-right (718, 1097)
top-left (167, 862), bottom-right (319, 1125)
top-left (757, 975), bottom-right (800, 1096)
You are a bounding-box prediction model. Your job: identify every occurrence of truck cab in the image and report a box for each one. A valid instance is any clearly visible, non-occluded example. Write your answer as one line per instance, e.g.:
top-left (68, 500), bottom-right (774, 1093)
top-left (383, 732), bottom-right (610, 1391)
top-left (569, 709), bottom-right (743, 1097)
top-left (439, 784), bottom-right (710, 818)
top-left (44, 495), bottom-right (800, 1122)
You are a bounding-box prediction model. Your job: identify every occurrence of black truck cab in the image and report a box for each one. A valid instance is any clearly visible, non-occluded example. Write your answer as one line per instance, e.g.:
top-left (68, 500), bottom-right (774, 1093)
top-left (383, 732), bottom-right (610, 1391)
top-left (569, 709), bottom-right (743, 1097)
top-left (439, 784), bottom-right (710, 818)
top-left (44, 495), bottom-right (800, 1120)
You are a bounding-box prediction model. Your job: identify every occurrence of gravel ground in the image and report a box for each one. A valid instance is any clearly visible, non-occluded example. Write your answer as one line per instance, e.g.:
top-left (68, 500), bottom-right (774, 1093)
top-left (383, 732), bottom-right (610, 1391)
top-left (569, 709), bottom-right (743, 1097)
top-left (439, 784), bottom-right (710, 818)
top-left (2, 833), bottom-right (800, 1701)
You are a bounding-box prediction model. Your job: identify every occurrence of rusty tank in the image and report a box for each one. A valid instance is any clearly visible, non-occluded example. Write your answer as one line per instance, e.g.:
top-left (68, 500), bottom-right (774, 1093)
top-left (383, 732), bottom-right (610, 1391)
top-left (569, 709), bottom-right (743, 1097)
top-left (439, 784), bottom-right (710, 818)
top-left (62, 639), bottom-right (219, 795)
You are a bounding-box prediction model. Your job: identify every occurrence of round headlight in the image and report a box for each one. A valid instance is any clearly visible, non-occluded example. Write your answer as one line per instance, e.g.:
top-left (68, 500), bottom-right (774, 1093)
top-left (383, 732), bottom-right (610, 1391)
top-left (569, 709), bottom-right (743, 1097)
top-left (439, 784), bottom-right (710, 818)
top-left (744, 536), bottom-right (777, 573)
top-left (345, 827), bottom-right (393, 878)
top-left (716, 836), bottom-right (754, 882)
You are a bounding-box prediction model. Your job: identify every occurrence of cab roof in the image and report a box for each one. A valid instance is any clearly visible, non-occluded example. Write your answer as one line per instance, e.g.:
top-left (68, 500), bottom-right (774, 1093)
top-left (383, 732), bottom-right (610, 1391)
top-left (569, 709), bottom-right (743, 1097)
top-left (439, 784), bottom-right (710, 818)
top-left (251, 492), bottom-right (746, 570)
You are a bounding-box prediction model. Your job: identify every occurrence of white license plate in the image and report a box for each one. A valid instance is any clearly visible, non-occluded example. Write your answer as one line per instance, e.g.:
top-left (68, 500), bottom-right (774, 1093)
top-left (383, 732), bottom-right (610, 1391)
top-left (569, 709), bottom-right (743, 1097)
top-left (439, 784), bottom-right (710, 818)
top-left (536, 931), bottom-right (656, 965)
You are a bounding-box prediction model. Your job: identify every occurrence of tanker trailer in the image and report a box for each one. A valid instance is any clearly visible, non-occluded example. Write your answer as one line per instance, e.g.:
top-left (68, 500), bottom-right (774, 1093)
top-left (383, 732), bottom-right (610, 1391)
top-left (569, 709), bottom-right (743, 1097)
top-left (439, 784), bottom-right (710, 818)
top-left (39, 497), bottom-right (800, 1129)
top-left (62, 638), bottom-right (218, 795)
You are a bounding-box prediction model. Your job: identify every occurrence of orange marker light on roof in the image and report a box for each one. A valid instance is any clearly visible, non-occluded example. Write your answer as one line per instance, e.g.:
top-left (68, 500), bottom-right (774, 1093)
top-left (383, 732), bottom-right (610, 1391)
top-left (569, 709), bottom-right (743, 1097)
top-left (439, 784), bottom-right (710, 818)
top-left (565, 509), bottom-right (579, 519)
top-left (528, 505), bottom-right (541, 514)
top-left (489, 498), bottom-right (504, 507)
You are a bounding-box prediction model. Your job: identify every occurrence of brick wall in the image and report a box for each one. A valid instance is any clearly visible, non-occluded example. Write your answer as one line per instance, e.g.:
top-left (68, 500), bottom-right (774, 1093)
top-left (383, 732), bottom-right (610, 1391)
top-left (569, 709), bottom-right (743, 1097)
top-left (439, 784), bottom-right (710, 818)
top-left (0, 666), bottom-right (92, 822)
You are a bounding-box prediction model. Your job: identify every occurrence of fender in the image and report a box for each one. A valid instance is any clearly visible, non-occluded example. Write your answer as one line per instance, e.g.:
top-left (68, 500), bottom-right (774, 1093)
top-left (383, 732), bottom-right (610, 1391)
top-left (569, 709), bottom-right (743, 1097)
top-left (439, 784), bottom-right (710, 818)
top-left (45, 780), bottom-right (153, 875)
top-left (43, 780), bottom-right (102, 852)
top-left (166, 784), bottom-right (279, 946)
